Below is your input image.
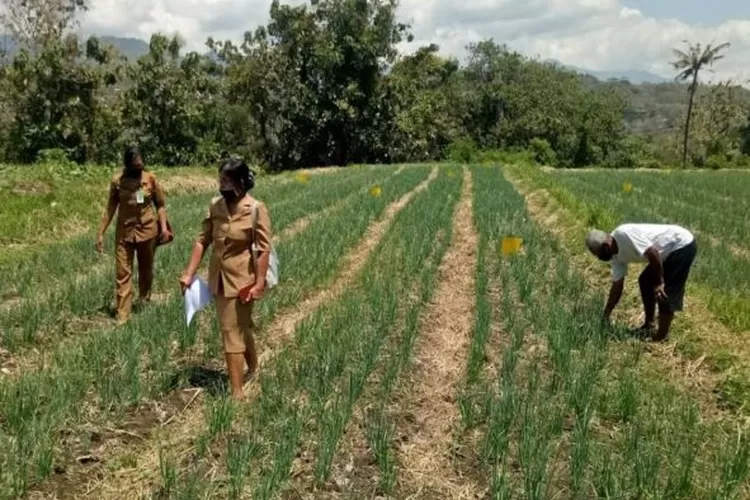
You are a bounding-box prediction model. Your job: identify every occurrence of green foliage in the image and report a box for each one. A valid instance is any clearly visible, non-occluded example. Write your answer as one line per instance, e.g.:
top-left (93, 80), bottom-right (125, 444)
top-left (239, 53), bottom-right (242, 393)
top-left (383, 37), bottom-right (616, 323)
top-left (705, 155), bottom-right (730, 170)
top-left (35, 148), bottom-right (75, 166)
top-left (209, 0), bottom-right (409, 170)
top-left (446, 137), bottom-right (479, 163)
top-left (671, 41), bottom-right (732, 168)
top-left (530, 138), bottom-right (556, 166)
top-left (741, 117), bottom-right (750, 156)
top-left (3, 35), bottom-right (120, 163)
top-left (388, 44), bottom-right (462, 162)
top-left (121, 34), bottom-right (225, 166)
top-left (1, 2), bottom-right (746, 169)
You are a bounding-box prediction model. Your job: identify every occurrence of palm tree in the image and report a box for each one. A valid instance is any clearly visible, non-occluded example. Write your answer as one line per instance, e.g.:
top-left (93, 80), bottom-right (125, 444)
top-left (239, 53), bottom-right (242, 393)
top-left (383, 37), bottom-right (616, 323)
top-left (672, 41), bottom-right (730, 168)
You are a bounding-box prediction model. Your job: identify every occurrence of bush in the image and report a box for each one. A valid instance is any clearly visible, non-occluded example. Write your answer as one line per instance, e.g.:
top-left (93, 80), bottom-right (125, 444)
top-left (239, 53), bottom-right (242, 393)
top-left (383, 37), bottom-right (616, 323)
top-left (603, 149), bottom-right (637, 169)
top-left (529, 138), bottom-right (557, 166)
top-left (706, 155), bottom-right (730, 170)
top-left (35, 148), bottom-right (75, 166)
top-left (446, 137), bottom-right (478, 163)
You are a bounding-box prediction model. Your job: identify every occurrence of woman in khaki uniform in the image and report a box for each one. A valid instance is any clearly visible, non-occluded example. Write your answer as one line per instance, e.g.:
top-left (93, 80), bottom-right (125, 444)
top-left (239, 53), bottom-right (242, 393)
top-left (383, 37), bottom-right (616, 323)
top-left (180, 157), bottom-right (272, 400)
top-left (97, 146), bottom-right (172, 323)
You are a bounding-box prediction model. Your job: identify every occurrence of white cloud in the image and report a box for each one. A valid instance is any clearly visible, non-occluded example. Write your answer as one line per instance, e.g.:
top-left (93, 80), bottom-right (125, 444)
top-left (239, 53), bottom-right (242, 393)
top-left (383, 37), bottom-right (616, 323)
top-left (79, 0), bottom-right (750, 84)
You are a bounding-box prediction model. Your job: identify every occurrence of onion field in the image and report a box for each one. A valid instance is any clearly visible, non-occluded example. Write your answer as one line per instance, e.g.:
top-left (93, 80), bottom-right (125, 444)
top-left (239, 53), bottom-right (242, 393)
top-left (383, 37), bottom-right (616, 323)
top-left (2, 164), bottom-right (750, 499)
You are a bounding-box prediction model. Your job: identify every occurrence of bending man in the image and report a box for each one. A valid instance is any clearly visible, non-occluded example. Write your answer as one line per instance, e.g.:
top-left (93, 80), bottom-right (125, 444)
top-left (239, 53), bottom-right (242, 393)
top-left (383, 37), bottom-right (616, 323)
top-left (585, 223), bottom-right (697, 342)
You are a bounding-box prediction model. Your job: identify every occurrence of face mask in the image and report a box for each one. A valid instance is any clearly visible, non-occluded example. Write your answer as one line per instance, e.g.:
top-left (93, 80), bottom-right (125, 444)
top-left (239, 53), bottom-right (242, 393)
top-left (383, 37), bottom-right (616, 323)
top-left (220, 189), bottom-right (239, 203)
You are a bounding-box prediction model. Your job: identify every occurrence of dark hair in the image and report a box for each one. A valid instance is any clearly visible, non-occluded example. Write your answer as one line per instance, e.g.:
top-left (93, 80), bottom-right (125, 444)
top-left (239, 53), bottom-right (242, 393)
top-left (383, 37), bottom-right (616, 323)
top-left (123, 146), bottom-right (142, 170)
top-left (219, 156), bottom-right (255, 193)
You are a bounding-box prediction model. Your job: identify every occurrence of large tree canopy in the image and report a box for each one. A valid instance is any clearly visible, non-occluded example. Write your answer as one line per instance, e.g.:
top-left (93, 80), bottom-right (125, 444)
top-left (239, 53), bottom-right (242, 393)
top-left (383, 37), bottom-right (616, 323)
top-left (0, 0), bottom-right (746, 169)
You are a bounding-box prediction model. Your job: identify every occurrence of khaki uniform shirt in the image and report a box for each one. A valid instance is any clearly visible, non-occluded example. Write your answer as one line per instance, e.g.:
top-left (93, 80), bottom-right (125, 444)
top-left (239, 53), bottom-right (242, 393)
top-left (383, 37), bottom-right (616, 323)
top-left (108, 171), bottom-right (166, 243)
top-left (197, 195), bottom-right (273, 298)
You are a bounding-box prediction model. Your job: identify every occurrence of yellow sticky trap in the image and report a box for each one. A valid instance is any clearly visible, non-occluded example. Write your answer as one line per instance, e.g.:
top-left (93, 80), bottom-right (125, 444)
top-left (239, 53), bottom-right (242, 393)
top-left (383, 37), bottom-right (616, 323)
top-left (622, 182), bottom-right (633, 193)
top-left (369, 185), bottom-right (382, 198)
top-left (295, 171), bottom-right (311, 184)
top-left (501, 236), bottom-right (523, 256)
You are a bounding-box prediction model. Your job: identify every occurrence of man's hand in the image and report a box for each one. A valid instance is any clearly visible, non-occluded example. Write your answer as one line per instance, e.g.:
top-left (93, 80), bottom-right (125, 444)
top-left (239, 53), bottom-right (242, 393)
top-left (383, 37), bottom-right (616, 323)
top-left (95, 233), bottom-right (104, 254)
top-left (179, 273), bottom-right (195, 294)
top-left (654, 283), bottom-right (668, 303)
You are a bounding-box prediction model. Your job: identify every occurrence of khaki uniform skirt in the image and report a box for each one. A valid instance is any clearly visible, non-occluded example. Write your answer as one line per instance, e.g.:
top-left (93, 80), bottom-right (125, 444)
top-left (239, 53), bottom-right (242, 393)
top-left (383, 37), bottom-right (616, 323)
top-left (215, 293), bottom-right (255, 354)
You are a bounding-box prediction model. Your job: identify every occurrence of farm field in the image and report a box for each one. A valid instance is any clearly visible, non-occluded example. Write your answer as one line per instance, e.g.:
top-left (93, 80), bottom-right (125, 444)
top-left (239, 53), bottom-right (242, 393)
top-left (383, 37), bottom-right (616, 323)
top-left (1, 163), bottom-right (750, 499)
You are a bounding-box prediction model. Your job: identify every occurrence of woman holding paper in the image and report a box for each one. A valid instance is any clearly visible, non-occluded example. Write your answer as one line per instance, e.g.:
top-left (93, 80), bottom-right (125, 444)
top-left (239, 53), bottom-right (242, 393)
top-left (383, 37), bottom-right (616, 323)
top-left (179, 157), bottom-right (273, 400)
top-left (96, 146), bottom-right (173, 324)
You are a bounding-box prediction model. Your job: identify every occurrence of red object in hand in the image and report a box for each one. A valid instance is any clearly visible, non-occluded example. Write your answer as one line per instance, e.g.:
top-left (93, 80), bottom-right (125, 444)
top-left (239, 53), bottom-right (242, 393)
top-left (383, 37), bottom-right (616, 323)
top-left (238, 284), bottom-right (253, 303)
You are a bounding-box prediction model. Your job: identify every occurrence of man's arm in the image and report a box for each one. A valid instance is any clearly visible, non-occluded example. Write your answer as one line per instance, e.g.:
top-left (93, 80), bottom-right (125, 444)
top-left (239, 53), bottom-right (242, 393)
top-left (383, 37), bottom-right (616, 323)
top-left (643, 247), bottom-right (664, 285)
top-left (604, 279), bottom-right (625, 319)
top-left (644, 246), bottom-right (667, 301)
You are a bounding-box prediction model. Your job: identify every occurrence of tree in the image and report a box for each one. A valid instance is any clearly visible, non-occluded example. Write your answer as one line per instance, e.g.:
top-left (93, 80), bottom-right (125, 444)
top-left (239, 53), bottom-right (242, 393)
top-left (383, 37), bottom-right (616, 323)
top-left (387, 44), bottom-right (461, 161)
top-left (741, 117), bottom-right (750, 157)
top-left (671, 40), bottom-right (730, 168)
top-left (459, 40), bottom-right (522, 148)
top-left (1, 0), bottom-right (88, 50)
top-left (212, 0), bottom-right (410, 170)
top-left (120, 34), bottom-right (225, 165)
top-left (4, 35), bottom-right (120, 162)
top-left (690, 81), bottom-right (747, 163)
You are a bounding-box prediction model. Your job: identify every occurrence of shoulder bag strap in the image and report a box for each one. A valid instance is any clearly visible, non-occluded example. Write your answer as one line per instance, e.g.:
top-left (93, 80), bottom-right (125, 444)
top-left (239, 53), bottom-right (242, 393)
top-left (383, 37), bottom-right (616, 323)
top-left (252, 201), bottom-right (259, 244)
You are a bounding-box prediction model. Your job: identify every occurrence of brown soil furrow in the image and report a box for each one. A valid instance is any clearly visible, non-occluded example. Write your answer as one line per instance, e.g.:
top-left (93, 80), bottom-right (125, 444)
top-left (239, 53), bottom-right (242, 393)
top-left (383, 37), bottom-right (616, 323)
top-left (158, 174), bottom-right (216, 195)
top-left (395, 167), bottom-right (481, 499)
top-left (72, 167), bottom-right (439, 500)
top-left (158, 167), bottom-right (335, 194)
top-left (504, 168), bottom-right (736, 423)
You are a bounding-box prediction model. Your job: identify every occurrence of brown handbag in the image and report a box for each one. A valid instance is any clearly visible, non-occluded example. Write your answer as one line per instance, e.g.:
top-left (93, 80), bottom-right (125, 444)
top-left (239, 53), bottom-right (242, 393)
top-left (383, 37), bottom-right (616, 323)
top-left (156, 220), bottom-right (174, 247)
top-left (149, 174), bottom-right (174, 247)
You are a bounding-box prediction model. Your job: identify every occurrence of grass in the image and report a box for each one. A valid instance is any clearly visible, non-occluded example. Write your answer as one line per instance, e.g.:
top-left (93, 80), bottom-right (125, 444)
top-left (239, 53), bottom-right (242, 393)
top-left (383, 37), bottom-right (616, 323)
top-left (514, 163), bottom-right (750, 410)
top-left (460, 165), bottom-right (750, 498)
top-left (2, 161), bottom-right (750, 499)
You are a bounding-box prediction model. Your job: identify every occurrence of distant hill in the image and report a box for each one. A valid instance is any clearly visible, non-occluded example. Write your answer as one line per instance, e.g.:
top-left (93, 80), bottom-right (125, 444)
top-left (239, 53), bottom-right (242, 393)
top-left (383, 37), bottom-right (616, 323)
top-left (0, 35), bottom-right (17, 56)
top-left (547, 59), bottom-right (669, 84)
top-left (571, 66), bottom-right (669, 85)
top-left (0, 34), bottom-right (149, 59)
top-left (97, 36), bottom-right (149, 59)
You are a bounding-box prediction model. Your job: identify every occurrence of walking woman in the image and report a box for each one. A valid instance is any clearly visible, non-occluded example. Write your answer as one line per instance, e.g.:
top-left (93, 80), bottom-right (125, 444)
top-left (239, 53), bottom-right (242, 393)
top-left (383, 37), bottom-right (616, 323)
top-left (179, 157), bottom-right (272, 400)
top-left (97, 146), bottom-right (172, 323)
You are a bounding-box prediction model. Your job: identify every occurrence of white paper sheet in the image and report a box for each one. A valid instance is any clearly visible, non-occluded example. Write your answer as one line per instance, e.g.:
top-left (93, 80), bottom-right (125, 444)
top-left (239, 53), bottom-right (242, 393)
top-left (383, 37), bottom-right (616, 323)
top-left (184, 277), bottom-right (212, 326)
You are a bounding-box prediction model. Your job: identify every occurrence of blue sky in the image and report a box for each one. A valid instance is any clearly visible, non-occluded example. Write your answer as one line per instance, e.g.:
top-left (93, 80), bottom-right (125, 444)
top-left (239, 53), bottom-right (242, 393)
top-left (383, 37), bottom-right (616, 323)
top-left (625, 0), bottom-right (750, 25)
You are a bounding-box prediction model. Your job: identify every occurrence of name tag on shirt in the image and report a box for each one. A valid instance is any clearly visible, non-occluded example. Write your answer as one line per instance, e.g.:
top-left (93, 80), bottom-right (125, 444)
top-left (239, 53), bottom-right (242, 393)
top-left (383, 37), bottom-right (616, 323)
top-left (136, 189), bottom-right (144, 204)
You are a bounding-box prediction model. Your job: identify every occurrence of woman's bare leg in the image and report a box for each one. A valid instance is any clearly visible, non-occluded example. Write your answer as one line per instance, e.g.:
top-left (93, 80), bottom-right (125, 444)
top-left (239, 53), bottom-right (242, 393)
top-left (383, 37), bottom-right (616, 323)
top-left (225, 353), bottom-right (246, 400)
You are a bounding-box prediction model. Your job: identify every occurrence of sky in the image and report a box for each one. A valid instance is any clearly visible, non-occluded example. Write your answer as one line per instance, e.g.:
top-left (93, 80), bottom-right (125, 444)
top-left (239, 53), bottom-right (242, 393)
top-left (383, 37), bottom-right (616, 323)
top-left (78, 0), bottom-right (750, 84)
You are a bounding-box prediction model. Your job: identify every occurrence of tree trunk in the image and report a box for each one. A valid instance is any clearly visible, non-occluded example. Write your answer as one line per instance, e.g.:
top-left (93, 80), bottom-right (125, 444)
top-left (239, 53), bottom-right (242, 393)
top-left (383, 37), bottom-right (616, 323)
top-left (682, 71), bottom-right (699, 168)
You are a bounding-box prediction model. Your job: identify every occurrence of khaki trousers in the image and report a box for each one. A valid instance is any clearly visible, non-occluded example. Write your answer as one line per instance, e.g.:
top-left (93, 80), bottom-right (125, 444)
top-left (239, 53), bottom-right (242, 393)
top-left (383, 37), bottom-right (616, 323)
top-left (215, 294), bottom-right (256, 354)
top-left (115, 238), bottom-right (156, 321)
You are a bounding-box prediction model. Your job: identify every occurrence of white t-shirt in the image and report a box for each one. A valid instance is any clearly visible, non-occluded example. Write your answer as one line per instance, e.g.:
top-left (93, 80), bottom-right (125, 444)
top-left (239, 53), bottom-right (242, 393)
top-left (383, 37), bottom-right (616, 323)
top-left (610, 224), bottom-right (694, 282)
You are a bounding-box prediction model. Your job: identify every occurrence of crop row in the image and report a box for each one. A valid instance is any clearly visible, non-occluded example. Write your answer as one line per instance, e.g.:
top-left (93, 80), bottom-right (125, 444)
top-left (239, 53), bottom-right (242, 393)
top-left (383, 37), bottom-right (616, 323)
top-left (0, 166), bottom-right (389, 352)
top-left (146, 168), bottom-right (460, 499)
top-left (0, 165), bottom-right (427, 498)
top-left (462, 165), bottom-right (750, 498)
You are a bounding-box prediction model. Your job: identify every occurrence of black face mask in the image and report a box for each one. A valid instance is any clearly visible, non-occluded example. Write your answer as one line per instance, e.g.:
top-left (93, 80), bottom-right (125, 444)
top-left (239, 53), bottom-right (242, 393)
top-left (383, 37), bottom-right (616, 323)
top-left (220, 189), bottom-right (240, 203)
top-left (123, 167), bottom-right (142, 178)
